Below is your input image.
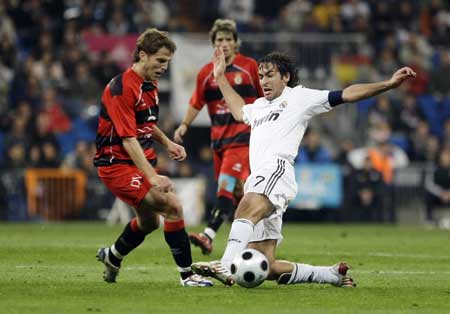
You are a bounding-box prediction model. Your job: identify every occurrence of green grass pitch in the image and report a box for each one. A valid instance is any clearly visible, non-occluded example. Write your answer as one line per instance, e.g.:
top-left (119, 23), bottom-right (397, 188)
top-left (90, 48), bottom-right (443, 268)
top-left (1, 222), bottom-right (449, 314)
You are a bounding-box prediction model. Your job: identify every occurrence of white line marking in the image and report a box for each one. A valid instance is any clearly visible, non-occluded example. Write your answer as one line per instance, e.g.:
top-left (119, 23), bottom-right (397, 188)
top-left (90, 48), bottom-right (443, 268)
top-left (356, 270), bottom-right (450, 275)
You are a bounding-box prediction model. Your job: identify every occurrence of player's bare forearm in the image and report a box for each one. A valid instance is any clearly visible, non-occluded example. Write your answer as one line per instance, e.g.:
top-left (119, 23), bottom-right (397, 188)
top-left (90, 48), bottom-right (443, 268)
top-left (216, 75), bottom-right (245, 121)
top-left (122, 137), bottom-right (157, 179)
top-left (342, 67), bottom-right (416, 103)
top-left (342, 81), bottom-right (392, 103)
top-left (182, 106), bottom-right (200, 126)
top-left (152, 125), bottom-right (171, 147)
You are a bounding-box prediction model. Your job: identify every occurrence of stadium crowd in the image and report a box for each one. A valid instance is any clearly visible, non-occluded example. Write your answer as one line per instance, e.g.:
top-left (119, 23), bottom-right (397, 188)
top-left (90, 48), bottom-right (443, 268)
top-left (0, 0), bottom-right (449, 223)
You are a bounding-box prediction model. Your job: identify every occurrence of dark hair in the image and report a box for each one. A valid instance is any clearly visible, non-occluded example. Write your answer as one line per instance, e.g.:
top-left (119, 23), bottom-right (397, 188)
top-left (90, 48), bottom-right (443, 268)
top-left (258, 52), bottom-right (298, 87)
top-left (132, 28), bottom-right (176, 62)
top-left (209, 19), bottom-right (238, 44)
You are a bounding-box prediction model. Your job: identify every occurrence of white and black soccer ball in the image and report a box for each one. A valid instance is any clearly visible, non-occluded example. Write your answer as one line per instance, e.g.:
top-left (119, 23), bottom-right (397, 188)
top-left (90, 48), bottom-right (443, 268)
top-left (230, 249), bottom-right (269, 288)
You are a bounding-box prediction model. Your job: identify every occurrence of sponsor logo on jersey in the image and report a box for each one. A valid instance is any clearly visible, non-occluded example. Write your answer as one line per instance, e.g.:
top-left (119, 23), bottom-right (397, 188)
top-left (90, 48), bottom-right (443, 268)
top-left (252, 109), bottom-right (282, 129)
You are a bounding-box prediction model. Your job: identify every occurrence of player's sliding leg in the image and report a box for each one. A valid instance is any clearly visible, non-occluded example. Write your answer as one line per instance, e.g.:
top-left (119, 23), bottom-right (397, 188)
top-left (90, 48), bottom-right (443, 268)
top-left (189, 174), bottom-right (239, 255)
top-left (249, 240), bottom-right (356, 287)
top-left (275, 261), bottom-right (356, 287)
top-left (97, 214), bottom-right (158, 283)
top-left (219, 193), bottom-right (272, 268)
top-left (192, 193), bottom-right (271, 284)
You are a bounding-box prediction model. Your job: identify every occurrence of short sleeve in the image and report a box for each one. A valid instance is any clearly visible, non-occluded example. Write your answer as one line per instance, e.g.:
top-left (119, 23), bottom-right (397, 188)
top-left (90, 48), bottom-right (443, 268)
top-left (105, 86), bottom-right (137, 138)
top-left (294, 87), bottom-right (332, 120)
top-left (242, 104), bottom-right (252, 125)
top-left (189, 69), bottom-right (207, 110)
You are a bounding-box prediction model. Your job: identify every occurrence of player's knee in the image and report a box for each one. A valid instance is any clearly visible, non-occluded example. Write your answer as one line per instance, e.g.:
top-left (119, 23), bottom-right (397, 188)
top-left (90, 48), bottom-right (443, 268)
top-left (162, 199), bottom-right (183, 220)
top-left (235, 194), bottom-right (269, 223)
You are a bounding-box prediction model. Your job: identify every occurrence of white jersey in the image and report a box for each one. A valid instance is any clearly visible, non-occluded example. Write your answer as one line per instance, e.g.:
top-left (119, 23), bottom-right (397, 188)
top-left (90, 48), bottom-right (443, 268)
top-left (242, 85), bottom-right (333, 172)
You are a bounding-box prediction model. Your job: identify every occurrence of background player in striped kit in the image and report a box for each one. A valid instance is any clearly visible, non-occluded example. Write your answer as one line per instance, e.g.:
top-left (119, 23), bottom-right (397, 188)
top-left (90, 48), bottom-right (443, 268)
top-left (174, 19), bottom-right (263, 255)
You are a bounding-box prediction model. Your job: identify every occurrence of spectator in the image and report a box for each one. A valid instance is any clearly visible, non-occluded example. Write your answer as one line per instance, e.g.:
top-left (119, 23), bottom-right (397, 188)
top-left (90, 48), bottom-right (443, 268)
top-left (425, 148), bottom-right (450, 224)
top-left (429, 51), bottom-right (450, 98)
top-left (340, 0), bottom-right (370, 32)
top-left (397, 94), bottom-right (425, 133)
top-left (134, 0), bottom-right (170, 32)
top-left (279, 0), bottom-right (312, 32)
top-left (348, 155), bottom-right (384, 222)
top-left (3, 143), bottom-right (27, 169)
top-left (40, 140), bottom-right (61, 168)
top-left (409, 120), bottom-right (432, 161)
top-left (40, 87), bottom-right (72, 134)
top-left (348, 140), bottom-right (409, 222)
top-left (92, 50), bottom-right (122, 86)
top-left (367, 95), bottom-right (397, 128)
top-left (67, 61), bottom-right (101, 108)
top-left (219, 0), bottom-right (255, 32)
top-left (296, 129), bottom-right (332, 163)
top-left (106, 9), bottom-right (131, 35)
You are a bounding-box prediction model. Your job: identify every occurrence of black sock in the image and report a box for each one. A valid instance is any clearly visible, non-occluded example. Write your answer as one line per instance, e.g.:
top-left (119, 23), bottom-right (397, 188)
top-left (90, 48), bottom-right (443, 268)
top-left (208, 196), bottom-right (235, 232)
top-left (164, 221), bottom-right (193, 279)
top-left (110, 219), bottom-right (147, 266)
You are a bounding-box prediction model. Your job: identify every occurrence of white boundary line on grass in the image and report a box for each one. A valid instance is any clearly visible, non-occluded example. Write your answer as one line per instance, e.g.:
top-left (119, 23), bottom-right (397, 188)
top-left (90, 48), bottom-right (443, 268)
top-left (312, 251), bottom-right (450, 260)
top-left (356, 270), bottom-right (450, 275)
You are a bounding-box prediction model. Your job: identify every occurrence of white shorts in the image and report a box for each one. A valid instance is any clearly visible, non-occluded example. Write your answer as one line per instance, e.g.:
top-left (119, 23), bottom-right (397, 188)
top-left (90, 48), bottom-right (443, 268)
top-left (245, 158), bottom-right (297, 242)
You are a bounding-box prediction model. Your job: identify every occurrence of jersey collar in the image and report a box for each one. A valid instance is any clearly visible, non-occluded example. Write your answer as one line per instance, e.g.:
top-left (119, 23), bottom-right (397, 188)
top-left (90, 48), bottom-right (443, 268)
top-left (268, 86), bottom-right (292, 104)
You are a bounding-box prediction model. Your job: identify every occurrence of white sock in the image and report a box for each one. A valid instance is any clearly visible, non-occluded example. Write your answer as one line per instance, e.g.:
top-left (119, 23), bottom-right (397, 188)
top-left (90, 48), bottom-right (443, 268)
top-left (287, 263), bottom-right (340, 285)
top-left (110, 244), bottom-right (123, 260)
top-left (220, 218), bottom-right (254, 269)
top-left (203, 227), bottom-right (216, 240)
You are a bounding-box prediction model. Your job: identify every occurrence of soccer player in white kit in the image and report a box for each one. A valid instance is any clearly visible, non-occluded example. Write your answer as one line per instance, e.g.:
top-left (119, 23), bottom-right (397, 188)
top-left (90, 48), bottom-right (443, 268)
top-left (192, 48), bottom-right (416, 287)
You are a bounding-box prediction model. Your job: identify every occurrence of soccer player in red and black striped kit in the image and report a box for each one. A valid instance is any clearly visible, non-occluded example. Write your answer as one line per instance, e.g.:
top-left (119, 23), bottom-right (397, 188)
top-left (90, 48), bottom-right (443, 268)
top-left (94, 28), bottom-right (212, 287)
top-left (174, 19), bottom-right (263, 254)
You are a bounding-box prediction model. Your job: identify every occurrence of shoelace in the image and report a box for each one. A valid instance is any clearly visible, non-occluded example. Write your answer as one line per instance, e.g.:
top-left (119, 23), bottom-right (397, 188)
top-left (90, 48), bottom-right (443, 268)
top-left (211, 262), bottom-right (229, 275)
top-left (188, 274), bottom-right (211, 283)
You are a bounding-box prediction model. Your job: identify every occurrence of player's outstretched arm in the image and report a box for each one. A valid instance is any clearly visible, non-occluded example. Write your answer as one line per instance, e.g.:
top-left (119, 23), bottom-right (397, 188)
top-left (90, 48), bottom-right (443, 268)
top-left (213, 47), bottom-right (245, 121)
top-left (174, 106), bottom-right (200, 144)
top-left (342, 67), bottom-right (416, 103)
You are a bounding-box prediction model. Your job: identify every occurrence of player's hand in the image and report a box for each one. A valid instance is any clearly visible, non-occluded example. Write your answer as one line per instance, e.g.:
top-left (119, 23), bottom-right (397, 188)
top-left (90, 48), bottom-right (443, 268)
top-left (166, 141), bottom-right (187, 161)
top-left (213, 47), bottom-right (226, 78)
top-left (150, 175), bottom-right (173, 193)
top-left (174, 124), bottom-right (188, 144)
top-left (388, 67), bottom-right (416, 88)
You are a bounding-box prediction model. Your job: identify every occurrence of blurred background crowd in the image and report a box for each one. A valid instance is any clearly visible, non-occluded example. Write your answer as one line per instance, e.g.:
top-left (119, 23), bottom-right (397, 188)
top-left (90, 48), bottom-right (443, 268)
top-left (1, 0), bottom-right (450, 225)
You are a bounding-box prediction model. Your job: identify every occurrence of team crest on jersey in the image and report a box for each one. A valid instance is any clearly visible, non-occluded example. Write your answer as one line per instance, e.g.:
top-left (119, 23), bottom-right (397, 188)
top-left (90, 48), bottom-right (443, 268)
top-left (234, 74), bottom-right (242, 85)
top-left (279, 101), bottom-right (288, 108)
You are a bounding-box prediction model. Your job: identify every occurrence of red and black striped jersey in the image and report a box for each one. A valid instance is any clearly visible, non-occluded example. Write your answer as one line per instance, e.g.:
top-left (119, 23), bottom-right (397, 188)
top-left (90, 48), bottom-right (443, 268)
top-left (94, 68), bottom-right (158, 168)
top-left (190, 54), bottom-right (263, 151)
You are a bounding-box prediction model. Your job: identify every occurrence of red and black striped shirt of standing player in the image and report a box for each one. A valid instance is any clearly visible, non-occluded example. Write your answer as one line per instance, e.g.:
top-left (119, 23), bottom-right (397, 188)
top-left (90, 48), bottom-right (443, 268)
top-left (94, 68), bottom-right (158, 169)
top-left (190, 53), bottom-right (263, 151)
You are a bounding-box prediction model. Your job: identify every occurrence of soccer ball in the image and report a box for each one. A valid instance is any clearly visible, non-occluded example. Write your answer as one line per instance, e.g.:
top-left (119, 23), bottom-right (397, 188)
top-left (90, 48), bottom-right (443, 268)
top-left (230, 249), bottom-right (269, 288)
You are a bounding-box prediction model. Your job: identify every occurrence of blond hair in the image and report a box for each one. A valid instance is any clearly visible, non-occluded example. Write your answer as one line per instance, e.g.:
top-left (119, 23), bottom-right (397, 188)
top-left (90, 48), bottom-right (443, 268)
top-left (209, 19), bottom-right (239, 45)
